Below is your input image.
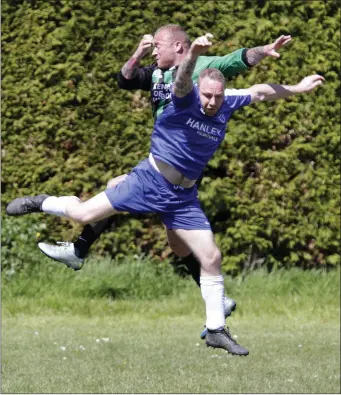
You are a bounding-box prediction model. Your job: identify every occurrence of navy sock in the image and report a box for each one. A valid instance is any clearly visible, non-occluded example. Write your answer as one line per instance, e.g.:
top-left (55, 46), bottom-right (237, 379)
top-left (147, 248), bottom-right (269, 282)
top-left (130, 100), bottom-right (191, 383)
top-left (181, 253), bottom-right (201, 287)
top-left (74, 216), bottom-right (115, 258)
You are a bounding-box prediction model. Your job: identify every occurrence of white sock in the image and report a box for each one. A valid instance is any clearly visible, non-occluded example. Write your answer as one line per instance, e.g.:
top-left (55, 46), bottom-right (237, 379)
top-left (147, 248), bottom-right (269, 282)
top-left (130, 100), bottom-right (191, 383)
top-left (41, 196), bottom-right (72, 217)
top-left (200, 275), bottom-right (225, 330)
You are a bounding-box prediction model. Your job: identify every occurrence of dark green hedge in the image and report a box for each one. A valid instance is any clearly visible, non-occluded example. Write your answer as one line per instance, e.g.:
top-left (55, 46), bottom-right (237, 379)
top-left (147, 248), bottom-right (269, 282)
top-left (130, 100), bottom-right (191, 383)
top-left (2, 0), bottom-right (340, 273)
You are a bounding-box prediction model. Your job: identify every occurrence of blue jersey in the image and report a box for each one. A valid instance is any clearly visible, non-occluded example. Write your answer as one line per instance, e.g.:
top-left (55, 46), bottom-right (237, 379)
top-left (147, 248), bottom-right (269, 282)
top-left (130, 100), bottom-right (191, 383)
top-left (150, 85), bottom-right (251, 180)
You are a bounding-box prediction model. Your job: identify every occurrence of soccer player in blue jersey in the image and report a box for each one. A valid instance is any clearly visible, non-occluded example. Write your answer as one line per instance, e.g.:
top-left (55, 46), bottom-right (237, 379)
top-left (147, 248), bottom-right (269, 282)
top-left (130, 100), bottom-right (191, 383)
top-left (37, 26), bottom-right (291, 273)
top-left (7, 33), bottom-right (324, 355)
top-left (33, 25), bottom-right (291, 331)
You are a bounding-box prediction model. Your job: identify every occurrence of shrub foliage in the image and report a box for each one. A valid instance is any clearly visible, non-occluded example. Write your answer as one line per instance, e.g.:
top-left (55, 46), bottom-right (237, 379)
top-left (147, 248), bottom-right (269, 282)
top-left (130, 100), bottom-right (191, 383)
top-left (2, 0), bottom-right (340, 273)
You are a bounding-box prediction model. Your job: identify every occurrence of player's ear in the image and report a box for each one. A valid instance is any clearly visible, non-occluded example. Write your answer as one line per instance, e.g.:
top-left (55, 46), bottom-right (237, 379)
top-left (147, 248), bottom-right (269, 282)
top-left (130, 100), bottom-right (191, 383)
top-left (174, 41), bottom-right (183, 53)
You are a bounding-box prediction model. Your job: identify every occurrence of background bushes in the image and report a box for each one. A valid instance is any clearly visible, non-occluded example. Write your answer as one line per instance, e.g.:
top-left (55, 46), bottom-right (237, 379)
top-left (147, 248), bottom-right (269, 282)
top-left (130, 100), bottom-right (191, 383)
top-left (2, 0), bottom-right (340, 273)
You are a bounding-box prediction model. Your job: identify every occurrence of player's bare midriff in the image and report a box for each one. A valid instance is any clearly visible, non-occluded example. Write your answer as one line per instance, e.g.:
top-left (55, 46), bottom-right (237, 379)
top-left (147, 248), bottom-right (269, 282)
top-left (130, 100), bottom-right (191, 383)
top-left (149, 153), bottom-right (197, 188)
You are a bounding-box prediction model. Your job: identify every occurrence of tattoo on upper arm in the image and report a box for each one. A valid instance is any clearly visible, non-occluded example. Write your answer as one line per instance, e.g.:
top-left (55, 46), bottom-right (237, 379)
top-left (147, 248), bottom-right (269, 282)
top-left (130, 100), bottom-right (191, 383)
top-left (245, 46), bottom-right (266, 66)
top-left (174, 57), bottom-right (196, 96)
top-left (121, 57), bottom-right (139, 79)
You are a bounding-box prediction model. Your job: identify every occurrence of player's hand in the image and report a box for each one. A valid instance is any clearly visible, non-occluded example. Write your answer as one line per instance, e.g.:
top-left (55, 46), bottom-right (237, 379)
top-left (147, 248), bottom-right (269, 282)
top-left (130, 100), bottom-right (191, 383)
top-left (189, 33), bottom-right (214, 56)
top-left (264, 35), bottom-right (292, 58)
top-left (297, 74), bottom-right (325, 93)
top-left (133, 34), bottom-right (154, 59)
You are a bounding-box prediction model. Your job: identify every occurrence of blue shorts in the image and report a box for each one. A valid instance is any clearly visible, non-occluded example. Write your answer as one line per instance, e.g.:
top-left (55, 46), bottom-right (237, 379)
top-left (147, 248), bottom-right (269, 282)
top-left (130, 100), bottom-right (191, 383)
top-left (104, 159), bottom-right (211, 230)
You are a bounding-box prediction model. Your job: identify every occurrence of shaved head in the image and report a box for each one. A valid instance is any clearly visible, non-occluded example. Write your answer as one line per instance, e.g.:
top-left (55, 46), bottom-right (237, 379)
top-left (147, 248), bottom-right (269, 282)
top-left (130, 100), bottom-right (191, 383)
top-left (152, 24), bottom-right (191, 68)
top-left (198, 68), bottom-right (226, 89)
top-left (154, 24), bottom-right (191, 49)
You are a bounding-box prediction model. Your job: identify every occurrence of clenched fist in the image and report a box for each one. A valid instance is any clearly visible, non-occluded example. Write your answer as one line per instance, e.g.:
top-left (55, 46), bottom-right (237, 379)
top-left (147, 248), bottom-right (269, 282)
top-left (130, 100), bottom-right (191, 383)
top-left (189, 33), bottom-right (214, 56)
top-left (133, 34), bottom-right (154, 60)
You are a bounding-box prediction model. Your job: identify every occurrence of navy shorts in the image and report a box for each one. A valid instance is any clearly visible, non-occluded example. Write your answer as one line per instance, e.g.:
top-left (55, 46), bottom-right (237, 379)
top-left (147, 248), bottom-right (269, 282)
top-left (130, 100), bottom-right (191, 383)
top-left (104, 159), bottom-right (211, 230)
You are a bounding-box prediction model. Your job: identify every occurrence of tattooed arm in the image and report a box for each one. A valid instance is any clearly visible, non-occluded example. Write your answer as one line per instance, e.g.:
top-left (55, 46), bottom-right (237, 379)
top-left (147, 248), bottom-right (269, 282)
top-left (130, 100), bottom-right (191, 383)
top-left (121, 57), bottom-right (141, 79)
top-left (245, 46), bottom-right (268, 67)
top-left (173, 56), bottom-right (196, 98)
top-left (121, 34), bottom-right (154, 79)
top-left (245, 35), bottom-right (292, 66)
top-left (173, 33), bottom-right (214, 98)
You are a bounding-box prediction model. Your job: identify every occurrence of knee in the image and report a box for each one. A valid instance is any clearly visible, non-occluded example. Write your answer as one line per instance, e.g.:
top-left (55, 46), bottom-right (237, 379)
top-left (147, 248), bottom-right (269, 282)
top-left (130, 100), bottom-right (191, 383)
top-left (65, 198), bottom-right (95, 225)
top-left (201, 247), bottom-right (222, 272)
top-left (107, 174), bottom-right (127, 189)
top-left (76, 213), bottom-right (94, 225)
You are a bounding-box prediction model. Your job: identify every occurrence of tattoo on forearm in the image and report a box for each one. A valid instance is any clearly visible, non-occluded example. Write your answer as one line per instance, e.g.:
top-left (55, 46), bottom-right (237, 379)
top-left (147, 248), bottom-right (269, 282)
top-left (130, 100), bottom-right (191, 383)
top-left (245, 46), bottom-right (267, 66)
top-left (174, 56), bottom-right (196, 96)
top-left (121, 57), bottom-right (139, 79)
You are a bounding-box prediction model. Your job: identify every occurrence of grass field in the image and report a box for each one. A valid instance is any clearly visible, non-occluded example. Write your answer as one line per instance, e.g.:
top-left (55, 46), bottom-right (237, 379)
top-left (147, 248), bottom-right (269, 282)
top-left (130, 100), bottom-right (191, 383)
top-left (2, 258), bottom-right (340, 393)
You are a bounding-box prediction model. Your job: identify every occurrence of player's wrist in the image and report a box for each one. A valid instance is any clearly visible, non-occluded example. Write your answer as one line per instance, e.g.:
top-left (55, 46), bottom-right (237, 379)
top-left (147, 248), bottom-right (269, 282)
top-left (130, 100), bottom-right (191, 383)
top-left (132, 51), bottom-right (145, 62)
top-left (187, 48), bottom-right (200, 60)
top-left (291, 84), bottom-right (303, 94)
top-left (263, 44), bottom-right (271, 56)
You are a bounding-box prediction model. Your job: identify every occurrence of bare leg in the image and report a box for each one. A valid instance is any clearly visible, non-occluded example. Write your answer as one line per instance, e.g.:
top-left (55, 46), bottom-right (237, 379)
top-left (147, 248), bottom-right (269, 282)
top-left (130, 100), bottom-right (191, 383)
top-left (171, 229), bottom-right (224, 330)
top-left (166, 228), bottom-right (200, 286)
top-left (63, 192), bottom-right (119, 224)
top-left (41, 192), bottom-right (119, 224)
top-left (170, 229), bottom-right (222, 276)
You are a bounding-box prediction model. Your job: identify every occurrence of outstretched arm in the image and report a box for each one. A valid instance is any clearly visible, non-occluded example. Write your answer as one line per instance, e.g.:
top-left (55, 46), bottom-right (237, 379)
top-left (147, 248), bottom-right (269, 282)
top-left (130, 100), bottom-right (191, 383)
top-left (245, 35), bottom-right (292, 66)
top-left (247, 75), bottom-right (325, 103)
top-left (173, 33), bottom-right (214, 98)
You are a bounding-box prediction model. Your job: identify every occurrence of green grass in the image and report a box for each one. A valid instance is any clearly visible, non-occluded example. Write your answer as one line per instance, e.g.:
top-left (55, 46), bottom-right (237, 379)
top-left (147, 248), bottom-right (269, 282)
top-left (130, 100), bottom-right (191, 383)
top-left (2, 259), bottom-right (340, 393)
